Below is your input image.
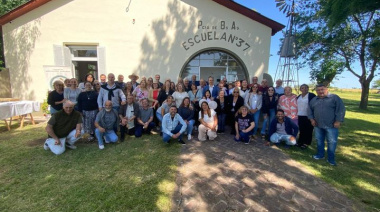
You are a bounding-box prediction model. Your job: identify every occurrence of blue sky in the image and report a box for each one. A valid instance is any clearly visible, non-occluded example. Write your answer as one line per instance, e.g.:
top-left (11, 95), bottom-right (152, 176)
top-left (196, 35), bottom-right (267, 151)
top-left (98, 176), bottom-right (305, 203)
top-left (234, 0), bottom-right (363, 88)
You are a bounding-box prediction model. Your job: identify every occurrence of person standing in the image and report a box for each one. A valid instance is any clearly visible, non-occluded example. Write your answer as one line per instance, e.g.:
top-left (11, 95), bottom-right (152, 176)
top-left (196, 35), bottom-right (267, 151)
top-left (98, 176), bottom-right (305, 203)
top-left (275, 79), bottom-right (284, 95)
top-left (308, 84), bottom-right (345, 166)
top-left (64, 78), bottom-right (81, 109)
top-left (226, 87), bottom-right (245, 135)
top-left (203, 76), bottom-right (219, 99)
top-left (215, 90), bottom-right (227, 133)
top-left (77, 82), bottom-right (99, 141)
top-left (115, 74), bottom-right (126, 90)
top-left (162, 105), bottom-right (187, 144)
top-left (245, 83), bottom-right (262, 137)
top-left (297, 84), bottom-right (316, 149)
top-left (278, 86), bottom-right (298, 125)
top-left (99, 74), bottom-right (107, 85)
top-left (260, 86), bottom-right (279, 140)
top-left (172, 83), bottom-right (189, 108)
top-left (48, 80), bottom-right (65, 114)
top-left (78, 73), bottom-right (95, 91)
top-left (97, 73), bottom-right (126, 111)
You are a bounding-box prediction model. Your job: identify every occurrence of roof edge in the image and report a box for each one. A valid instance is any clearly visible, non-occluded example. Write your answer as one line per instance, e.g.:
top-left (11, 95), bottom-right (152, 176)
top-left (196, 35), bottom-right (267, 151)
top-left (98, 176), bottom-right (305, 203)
top-left (212, 0), bottom-right (285, 36)
top-left (0, 0), bottom-right (52, 26)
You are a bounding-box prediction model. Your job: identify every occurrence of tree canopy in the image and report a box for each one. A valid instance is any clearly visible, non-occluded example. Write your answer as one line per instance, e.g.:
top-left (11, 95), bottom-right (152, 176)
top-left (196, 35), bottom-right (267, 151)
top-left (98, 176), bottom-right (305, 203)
top-left (295, 0), bottom-right (380, 109)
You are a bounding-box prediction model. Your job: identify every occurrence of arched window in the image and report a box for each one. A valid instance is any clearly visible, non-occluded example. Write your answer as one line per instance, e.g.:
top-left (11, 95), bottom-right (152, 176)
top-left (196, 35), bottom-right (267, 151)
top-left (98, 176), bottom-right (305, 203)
top-left (181, 50), bottom-right (247, 83)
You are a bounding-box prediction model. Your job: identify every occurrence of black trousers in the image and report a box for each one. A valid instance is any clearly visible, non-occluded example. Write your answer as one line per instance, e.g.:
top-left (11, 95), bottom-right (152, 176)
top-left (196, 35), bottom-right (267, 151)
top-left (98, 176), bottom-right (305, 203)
top-left (120, 125), bottom-right (135, 139)
top-left (298, 115), bottom-right (314, 145)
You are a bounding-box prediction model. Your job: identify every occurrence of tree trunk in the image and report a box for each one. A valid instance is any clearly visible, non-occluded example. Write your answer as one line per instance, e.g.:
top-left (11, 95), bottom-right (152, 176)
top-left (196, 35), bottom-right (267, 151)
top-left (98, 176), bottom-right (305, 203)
top-left (359, 81), bottom-right (369, 110)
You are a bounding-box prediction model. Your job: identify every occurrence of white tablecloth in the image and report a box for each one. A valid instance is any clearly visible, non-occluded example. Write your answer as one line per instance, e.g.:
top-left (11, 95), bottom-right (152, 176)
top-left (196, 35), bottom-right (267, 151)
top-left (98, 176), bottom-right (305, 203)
top-left (0, 101), bottom-right (41, 120)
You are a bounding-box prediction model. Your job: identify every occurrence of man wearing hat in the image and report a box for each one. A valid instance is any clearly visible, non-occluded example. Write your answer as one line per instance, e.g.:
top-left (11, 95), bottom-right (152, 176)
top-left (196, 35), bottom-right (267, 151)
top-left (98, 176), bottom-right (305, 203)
top-left (129, 73), bottom-right (140, 90)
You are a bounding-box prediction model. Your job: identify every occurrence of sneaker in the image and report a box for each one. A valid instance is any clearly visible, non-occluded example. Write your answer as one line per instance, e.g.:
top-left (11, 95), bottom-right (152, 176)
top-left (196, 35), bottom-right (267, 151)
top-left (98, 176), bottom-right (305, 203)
top-left (194, 126), bottom-right (198, 131)
top-left (327, 160), bottom-right (337, 166)
top-left (187, 134), bottom-right (192, 140)
top-left (244, 139), bottom-right (250, 144)
top-left (178, 139), bottom-right (186, 145)
top-left (99, 145), bottom-right (105, 150)
top-left (44, 143), bottom-right (49, 150)
top-left (66, 144), bottom-right (77, 150)
top-left (312, 155), bottom-right (324, 160)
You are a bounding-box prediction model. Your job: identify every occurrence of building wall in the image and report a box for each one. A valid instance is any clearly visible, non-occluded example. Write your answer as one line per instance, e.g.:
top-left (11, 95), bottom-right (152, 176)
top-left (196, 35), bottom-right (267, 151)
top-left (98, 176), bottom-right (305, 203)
top-left (2, 0), bottom-right (272, 102)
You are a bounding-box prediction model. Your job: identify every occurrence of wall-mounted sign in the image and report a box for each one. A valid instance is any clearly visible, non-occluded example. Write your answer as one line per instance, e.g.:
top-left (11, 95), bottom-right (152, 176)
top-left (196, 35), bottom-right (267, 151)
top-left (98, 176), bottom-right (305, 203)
top-left (182, 21), bottom-right (251, 51)
top-left (43, 66), bottom-right (73, 90)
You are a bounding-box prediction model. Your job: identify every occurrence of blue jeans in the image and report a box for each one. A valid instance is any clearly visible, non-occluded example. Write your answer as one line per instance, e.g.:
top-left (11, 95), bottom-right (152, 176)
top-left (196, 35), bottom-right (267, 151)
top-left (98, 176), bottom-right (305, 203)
top-left (270, 133), bottom-right (296, 145)
top-left (185, 119), bottom-right (195, 135)
top-left (235, 130), bottom-right (253, 142)
top-left (95, 128), bottom-right (118, 146)
top-left (135, 122), bottom-right (156, 137)
top-left (50, 107), bottom-right (59, 115)
top-left (314, 127), bottom-right (339, 164)
top-left (163, 124), bottom-right (183, 142)
top-left (251, 110), bottom-right (260, 135)
top-left (156, 111), bottom-right (163, 130)
top-left (261, 109), bottom-right (275, 135)
top-left (217, 114), bottom-right (226, 131)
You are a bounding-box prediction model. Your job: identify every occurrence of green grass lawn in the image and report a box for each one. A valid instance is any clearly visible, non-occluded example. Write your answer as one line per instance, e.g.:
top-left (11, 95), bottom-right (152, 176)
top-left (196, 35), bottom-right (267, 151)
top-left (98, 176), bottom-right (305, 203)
top-left (0, 123), bottom-right (181, 211)
top-left (282, 89), bottom-right (380, 211)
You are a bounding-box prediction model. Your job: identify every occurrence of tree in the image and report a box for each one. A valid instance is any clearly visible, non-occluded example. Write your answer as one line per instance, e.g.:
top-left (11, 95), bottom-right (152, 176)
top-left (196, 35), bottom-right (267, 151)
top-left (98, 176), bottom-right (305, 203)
top-left (296, 0), bottom-right (380, 109)
top-left (0, 0), bottom-right (30, 67)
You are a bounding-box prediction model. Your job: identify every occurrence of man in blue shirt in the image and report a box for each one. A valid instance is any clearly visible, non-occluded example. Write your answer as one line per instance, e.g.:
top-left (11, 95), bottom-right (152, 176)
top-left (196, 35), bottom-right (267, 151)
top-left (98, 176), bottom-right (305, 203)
top-left (308, 84), bottom-right (345, 166)
top-left (203, 76), bottom-right (219, 99)
top-left (162, 105), bottom-right (187, 144)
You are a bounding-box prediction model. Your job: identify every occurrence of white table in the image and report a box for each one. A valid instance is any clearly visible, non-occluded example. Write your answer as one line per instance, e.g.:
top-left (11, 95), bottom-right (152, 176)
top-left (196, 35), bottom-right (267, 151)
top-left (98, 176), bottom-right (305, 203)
top-left (0, 101), bottom-right (41, 130)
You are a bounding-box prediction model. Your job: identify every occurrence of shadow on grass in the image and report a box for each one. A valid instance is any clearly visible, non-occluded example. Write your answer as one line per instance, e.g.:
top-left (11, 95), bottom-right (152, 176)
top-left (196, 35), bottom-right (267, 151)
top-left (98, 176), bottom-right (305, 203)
top-left (0, 123), bottom-right (181, 211)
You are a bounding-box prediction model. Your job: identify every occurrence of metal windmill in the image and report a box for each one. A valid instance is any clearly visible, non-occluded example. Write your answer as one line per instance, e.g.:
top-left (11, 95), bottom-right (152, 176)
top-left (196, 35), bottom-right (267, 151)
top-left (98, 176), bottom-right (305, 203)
top-left (274, 0), bottom-right (299, 92)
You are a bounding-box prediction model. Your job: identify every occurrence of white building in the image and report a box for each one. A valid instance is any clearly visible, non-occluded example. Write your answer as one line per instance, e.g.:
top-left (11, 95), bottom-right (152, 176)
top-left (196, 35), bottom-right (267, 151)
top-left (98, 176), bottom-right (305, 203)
top-left (0, 0), bottom-right (283, 101)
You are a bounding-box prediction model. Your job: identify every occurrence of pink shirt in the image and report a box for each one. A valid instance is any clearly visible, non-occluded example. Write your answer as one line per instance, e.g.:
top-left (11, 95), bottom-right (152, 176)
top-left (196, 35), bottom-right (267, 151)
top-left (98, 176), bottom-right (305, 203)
top-left (278, 94), bottom-right (298, 120)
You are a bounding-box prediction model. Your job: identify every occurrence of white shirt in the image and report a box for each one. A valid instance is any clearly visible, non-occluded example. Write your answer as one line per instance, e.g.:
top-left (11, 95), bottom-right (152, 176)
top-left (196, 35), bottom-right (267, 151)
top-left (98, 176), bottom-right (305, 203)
top-left (126, 104), bottom-right (135, 129)
top-left (172, 91), bottom-right (189, 108)
top-left (209, 85), bottom-right (214, 95)
top-left (297, 93), bottom-right (309, 116)
top-left (199, 109), bottom-right (216, 125)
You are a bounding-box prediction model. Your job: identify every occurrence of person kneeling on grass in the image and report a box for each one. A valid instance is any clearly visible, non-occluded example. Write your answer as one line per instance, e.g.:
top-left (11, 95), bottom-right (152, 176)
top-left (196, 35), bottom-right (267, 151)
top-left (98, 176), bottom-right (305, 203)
top-left (44, 101), bottom-right (84, 155)
top-left (267, 109), bottom-right (298, 147)
top-left (234, 106), bottom-right (255, 144)
top-left (94, 100), bottom-right (119, 150)
top-left (198, 100), bottom-right (218, 141)
top-left (135, 98), bottom-right (155, 137)
top-left (162, 105), bottom-right (187, 145)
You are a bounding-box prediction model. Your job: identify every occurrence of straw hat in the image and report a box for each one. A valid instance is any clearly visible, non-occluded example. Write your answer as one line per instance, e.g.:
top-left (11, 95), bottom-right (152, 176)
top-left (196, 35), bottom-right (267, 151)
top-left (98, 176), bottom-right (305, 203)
top-left (128, 73), bottom-right (139, 80)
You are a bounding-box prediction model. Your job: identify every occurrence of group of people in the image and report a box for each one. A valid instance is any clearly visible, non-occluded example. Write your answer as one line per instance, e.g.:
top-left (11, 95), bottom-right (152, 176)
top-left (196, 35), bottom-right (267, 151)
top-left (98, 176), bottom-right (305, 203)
top-left (45, 73), bottom-right (345, 166)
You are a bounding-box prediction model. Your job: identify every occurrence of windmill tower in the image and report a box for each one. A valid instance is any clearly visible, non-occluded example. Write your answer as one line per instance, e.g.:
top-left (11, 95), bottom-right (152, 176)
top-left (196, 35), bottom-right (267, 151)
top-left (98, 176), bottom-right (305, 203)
top-left (274, 0), bottom-right (299, 93)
